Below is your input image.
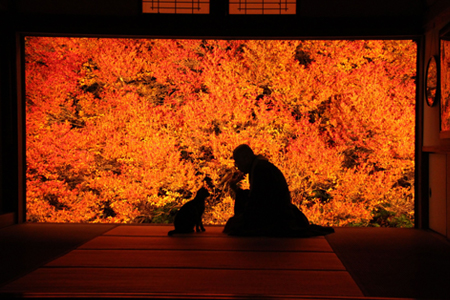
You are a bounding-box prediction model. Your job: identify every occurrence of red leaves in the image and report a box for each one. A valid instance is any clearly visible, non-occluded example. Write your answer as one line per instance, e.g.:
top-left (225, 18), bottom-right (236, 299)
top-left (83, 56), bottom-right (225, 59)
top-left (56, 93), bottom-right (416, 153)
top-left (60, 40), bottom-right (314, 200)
top-left (25, 38), bottom-right (416, 227)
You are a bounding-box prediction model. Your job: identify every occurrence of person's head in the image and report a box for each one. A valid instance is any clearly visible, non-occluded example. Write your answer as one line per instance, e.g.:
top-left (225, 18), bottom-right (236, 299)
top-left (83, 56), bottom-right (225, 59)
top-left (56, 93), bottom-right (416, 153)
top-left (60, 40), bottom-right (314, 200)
top-left (233, 144), bottom-right (256, 174)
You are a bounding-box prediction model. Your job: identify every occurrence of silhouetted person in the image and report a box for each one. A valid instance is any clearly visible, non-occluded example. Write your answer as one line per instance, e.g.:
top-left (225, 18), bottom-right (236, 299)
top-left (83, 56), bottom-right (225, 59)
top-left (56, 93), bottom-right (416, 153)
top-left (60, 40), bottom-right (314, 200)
top-left (223, 144), bottom-right (333, 237)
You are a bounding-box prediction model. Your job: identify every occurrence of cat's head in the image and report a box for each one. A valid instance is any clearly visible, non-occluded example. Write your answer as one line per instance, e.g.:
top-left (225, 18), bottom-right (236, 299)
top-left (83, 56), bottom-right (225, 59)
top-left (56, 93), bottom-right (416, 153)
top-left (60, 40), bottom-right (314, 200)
top-left (197, 187), bottom-right (210, 199)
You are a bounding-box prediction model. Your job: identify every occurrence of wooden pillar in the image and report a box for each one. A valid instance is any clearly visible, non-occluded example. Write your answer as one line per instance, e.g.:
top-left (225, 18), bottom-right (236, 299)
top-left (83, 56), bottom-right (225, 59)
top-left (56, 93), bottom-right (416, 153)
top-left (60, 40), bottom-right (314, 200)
top-left (0, 2), bottom-right (21, 224)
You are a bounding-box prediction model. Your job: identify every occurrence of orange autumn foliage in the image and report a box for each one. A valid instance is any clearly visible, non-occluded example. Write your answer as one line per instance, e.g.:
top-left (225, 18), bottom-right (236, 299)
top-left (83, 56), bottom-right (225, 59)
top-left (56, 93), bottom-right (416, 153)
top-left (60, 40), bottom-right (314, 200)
top-left (25, 37), bottom-right (416, 227)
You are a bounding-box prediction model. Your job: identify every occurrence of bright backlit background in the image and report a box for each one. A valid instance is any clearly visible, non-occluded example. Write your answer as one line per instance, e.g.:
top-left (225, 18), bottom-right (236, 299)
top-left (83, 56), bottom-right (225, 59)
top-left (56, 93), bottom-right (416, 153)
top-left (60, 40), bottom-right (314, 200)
top-left (25, 38), bottom-right (416, 227)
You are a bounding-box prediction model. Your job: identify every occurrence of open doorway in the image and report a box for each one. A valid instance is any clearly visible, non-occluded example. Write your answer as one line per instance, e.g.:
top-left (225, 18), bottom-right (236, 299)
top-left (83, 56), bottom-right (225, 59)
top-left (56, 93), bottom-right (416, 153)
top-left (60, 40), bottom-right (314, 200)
top-left (24, 37), bottom-right (416, 227)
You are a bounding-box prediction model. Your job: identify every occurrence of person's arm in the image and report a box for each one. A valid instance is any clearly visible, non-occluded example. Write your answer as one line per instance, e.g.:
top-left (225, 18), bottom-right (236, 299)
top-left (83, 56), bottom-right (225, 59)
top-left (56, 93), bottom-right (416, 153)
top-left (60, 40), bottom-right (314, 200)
top-left (228, 171), bottom-right (245, 193)
top-left (249, 160), bottom-right (290, 208)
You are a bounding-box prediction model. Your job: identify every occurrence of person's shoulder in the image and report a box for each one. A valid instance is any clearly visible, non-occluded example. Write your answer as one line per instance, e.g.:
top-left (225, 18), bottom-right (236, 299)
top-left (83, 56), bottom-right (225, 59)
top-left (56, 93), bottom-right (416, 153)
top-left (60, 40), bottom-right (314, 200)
top-left (255, 155), bottom-right (268, 161)
top-left (254, 155), bottom-right (275, 169)
top-left (254, 155), bottom-right (268, 164)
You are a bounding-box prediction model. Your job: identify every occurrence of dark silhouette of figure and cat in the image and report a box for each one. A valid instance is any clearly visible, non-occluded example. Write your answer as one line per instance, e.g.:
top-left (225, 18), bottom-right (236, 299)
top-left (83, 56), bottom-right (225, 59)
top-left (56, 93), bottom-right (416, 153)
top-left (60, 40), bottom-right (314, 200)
top-left (168, 144), bottom-right (333, 237)
top-left (168, 187), bottom-right (210, 236)
top-left (223, 144), bottom-right (334, 237)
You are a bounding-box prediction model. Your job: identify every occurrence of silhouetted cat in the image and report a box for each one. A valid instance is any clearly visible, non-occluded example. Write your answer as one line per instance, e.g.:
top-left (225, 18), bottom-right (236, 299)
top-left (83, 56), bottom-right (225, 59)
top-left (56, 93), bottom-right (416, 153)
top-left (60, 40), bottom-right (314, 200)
top-left (168, 187), bottom-right (210, 236)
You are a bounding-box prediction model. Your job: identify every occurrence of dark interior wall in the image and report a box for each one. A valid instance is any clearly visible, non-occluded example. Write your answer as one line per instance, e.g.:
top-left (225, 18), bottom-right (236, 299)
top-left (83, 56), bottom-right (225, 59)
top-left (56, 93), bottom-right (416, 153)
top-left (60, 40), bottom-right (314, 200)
top-left (422, 3), bottom-right (450, 148)
top-left (15, 0), bottom-right (422, 17)
top-left (8, 0), bottom-right (425, 37)
top-left (422, 2), bottom-right (450, 237)
top-left (0, 1), bottom-right (18, 217)
top-left (15, 0), bottom-right (141, 16)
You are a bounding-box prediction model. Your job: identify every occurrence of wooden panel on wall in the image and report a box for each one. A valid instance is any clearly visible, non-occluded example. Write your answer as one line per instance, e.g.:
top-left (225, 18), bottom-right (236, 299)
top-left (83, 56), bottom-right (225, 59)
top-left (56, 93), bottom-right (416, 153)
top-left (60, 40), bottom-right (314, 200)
top-left (447, 154), bottom-right (450, 239)
top-left (429, 153), bottom-right (447, 236)
top-left (142, 0), bottom-right (209, 14)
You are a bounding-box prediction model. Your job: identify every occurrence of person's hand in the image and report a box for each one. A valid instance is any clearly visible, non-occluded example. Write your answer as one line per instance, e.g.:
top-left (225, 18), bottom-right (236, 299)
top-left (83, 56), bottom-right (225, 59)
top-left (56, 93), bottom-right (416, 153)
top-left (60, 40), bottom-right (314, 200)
top-left (228, 171), bottom-right (244, 191)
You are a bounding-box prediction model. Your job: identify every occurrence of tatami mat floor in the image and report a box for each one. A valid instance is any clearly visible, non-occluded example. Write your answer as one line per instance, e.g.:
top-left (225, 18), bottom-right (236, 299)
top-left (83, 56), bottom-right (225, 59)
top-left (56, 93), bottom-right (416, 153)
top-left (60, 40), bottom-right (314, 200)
top-left (0, 224), bottom-right (449, 299)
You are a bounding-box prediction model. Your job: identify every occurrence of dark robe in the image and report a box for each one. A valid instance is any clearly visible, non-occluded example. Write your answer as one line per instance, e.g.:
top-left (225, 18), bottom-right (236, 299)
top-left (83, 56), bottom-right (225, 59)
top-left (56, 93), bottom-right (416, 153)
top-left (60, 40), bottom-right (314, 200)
top-left (223, 155), bottom-right (333, 237)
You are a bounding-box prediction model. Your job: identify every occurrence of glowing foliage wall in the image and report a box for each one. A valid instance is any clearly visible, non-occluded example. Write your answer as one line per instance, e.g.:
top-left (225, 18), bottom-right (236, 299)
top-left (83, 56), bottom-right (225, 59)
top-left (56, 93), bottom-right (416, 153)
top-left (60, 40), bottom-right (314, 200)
top-left (25, 38), bottom-right (416, 226)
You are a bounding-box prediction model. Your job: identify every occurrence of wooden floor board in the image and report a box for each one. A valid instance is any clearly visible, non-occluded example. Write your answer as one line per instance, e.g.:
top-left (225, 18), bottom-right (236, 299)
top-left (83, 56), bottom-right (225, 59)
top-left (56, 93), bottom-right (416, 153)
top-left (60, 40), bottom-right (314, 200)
top-left (104, 225), bottom-right (227, 237)
top-left (0, 268), bottom-right (363, 297)
top-left (0, 223), bottom-right (117, 286)
top-left (79, 236), bottom-right (333, 252)
top-left (0, 225), bottom-right (365, 298)
top-left (105, 225), bottom-right (329, 238)
top-left (3, 224), bottom-right (449, 299)
top-left (46, 250), bottom-right (345, 270)
top-left (326, 227), bottom-right (450, 299)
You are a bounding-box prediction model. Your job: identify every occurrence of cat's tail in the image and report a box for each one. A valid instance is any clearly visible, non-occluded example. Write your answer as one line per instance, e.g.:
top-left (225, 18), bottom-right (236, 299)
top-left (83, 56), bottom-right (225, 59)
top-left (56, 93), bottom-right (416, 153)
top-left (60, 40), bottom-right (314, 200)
top-left (168, 230), bottom-right (177, 236)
